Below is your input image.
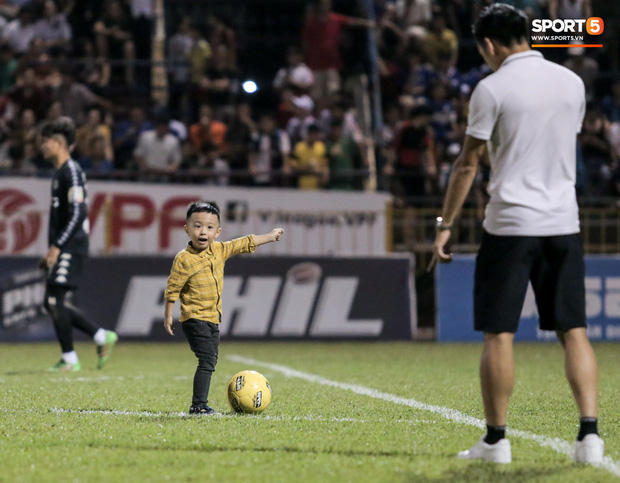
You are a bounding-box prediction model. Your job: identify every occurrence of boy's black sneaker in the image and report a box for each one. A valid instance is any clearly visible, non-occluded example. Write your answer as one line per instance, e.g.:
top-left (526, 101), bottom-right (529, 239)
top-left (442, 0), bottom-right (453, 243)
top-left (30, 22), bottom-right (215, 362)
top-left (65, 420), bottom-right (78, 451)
top-left (189, 404), bottom-right (218, 415)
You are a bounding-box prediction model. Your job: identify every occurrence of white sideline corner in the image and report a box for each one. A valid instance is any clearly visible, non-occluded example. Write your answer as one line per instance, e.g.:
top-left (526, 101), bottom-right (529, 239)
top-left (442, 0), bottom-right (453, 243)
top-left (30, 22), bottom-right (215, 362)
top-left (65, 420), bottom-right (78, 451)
top-left (228, 354), bottom-right (620, 478)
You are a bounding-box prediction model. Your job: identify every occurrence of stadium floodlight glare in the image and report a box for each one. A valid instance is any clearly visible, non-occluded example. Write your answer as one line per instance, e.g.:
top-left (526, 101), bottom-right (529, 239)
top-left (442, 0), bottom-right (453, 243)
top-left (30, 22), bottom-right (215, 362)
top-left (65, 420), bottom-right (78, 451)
top-left (242, 80), bottom-right (258, 94)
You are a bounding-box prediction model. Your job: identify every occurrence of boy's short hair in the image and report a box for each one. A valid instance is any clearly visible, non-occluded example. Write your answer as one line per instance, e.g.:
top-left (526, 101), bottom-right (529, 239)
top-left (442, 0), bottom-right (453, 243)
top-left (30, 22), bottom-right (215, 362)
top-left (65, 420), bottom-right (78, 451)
top-left (40, 116), bottom-right (76, 146)
top-left (186, 200), bottom-right (221, 222)
top-left (473, 3), bottom-right (528, 47)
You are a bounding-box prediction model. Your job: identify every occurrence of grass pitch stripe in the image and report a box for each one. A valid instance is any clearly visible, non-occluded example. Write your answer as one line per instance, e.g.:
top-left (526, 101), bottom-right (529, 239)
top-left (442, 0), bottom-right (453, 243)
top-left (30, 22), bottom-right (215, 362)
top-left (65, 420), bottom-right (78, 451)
top-left (228, 354), bottom-right (620, 477)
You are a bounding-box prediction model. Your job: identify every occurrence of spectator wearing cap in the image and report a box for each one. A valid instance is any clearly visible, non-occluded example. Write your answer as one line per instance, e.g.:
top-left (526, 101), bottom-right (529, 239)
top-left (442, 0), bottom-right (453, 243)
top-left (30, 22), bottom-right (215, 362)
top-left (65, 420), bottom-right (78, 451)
top-left (134, 112), bottom-right (182, 178)
top-left (32, 0), bottom-right (72, 54)
top-left (2, 6), bottom-right (35, 54)
top-left (302, 0), bottom-right (374, 105)
top-left (291, 123), bottom-right (328, 190)
top-left (286, 94), bottom-right (316, 147)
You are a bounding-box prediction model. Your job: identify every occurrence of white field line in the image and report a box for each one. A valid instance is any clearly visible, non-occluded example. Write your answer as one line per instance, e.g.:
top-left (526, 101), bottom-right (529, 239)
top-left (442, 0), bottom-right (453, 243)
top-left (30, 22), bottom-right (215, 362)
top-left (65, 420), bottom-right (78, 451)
top-left (46, 407), bottom-right (432, 424)
top-left (47, 375), bottom-right (191, 383)
top-left (228, 354), bottom-right (620, 478)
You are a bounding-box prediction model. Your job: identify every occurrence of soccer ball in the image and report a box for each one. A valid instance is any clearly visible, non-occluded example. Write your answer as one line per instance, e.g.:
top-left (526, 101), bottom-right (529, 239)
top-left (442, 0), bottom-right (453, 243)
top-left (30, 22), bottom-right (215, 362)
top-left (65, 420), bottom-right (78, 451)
top-left (226, 370), bottom-right (272, 414)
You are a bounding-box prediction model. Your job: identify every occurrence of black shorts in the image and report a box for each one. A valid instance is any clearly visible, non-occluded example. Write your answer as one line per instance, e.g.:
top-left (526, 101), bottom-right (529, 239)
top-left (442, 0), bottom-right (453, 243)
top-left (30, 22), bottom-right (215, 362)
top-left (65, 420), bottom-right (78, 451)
top-left (474, 231), bottom-right (586, 333)
top-left (47, 253), bottom-right (85, 290)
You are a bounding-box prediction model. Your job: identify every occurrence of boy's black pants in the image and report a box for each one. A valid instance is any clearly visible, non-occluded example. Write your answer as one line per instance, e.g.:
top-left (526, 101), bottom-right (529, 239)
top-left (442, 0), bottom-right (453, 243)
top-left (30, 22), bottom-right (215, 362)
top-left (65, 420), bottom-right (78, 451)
top-left (181, 319), bottom-right (220, 406)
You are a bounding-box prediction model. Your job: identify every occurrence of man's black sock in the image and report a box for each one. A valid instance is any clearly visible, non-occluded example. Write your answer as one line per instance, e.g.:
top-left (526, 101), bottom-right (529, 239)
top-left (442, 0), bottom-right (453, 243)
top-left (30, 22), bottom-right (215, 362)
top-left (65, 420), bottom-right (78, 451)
top-left (484, 425), bottom-right (506, 445)
top-left (577, 418), bottom-right (598, 441)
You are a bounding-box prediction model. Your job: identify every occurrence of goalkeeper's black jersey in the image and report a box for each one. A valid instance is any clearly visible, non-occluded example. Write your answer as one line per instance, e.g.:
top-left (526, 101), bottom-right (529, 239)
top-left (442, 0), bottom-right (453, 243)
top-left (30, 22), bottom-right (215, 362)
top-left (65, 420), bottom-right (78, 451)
top-left (48, 159), bottom-right (89, 256)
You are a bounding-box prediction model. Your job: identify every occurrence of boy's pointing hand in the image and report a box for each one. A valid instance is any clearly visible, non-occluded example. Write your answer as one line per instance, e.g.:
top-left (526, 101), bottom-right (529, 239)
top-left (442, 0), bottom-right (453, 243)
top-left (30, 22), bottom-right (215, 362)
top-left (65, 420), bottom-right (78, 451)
top-left (272, 228), bottom-right (284, 242)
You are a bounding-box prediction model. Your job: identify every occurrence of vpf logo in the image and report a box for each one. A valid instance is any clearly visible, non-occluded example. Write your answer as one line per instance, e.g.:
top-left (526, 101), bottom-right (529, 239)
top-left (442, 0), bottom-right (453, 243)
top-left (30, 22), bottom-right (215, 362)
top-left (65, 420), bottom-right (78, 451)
top-left (0, 189), bottom-right (41, 253)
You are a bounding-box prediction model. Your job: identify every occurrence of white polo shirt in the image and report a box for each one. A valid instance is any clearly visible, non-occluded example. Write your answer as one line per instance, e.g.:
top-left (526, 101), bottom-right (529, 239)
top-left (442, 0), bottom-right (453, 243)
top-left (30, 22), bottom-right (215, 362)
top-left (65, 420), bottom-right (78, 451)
top-left (466, 50), bottom-right (585, 236)
top-left (134, 131), bottom-right (182, 169)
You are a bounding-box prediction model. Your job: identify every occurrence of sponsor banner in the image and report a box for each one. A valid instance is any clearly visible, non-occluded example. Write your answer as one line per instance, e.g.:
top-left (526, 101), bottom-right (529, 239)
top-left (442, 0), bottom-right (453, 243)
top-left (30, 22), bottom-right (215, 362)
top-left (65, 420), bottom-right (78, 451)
top-left (0, 178), bottom-right (390, 256)
top-left (437, 255), bottom-right (620, 342)
top-left (0, 260), bottom-right (50, 342)
top-left (0, 254), bottom-right (416, 341)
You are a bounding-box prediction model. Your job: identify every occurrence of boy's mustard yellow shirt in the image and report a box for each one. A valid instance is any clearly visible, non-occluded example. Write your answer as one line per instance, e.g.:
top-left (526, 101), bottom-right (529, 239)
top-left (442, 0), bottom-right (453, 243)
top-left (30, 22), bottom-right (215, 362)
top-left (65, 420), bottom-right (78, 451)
top-left (164, 235), bottom-right (257, 323)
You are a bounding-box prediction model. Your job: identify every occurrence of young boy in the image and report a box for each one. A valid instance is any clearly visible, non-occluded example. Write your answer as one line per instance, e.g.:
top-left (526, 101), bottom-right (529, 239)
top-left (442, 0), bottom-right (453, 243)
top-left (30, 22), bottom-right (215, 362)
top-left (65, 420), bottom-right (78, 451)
top-left (164, 201), bottom-right (284, 414)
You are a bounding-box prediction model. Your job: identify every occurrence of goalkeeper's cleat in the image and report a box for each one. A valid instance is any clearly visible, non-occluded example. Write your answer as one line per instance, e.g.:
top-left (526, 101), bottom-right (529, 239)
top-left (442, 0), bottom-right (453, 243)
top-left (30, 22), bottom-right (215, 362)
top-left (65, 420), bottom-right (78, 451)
top-left (97, 331), bottom-right (118, 369)
top-left (47, 360), bottom-right (81, 372)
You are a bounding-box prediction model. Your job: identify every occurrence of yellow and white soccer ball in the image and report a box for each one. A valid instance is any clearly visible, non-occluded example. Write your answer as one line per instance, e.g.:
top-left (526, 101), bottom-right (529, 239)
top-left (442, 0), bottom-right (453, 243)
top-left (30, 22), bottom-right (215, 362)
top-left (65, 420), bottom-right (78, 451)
top-left (226, 370), bottom-right (272, 414)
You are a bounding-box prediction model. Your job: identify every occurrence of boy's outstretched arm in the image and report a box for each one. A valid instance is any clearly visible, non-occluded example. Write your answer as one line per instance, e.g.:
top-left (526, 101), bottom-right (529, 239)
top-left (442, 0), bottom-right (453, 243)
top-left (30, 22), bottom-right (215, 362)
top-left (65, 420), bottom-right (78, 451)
top-left (164, 299), bottom-right (175, 335)
top-left (254, 228), bottom-right (284, 247)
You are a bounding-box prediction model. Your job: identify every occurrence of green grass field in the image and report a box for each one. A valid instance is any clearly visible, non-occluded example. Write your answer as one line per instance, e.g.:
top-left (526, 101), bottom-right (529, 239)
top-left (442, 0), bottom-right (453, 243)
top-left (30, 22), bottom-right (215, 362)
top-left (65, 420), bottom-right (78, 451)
top-left (1, 341), bottom-right (618, 482)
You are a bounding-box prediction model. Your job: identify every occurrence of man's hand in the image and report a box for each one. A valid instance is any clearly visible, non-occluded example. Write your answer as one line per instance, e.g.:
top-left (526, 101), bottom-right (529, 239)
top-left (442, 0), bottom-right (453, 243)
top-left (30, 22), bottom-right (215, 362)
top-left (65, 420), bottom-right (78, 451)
top-left (46, 245), bottom-right (61, 268)
top-left (271, 228), bottom-right (284, 242)
top-left (164, 317), bottom-right (174, 336)
top-left (428, 229), bottom-right (453, 272)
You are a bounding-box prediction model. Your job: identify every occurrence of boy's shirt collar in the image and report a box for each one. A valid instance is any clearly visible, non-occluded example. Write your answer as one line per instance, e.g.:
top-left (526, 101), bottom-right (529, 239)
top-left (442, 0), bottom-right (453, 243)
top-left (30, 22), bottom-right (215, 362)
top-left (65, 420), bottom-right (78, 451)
top-left (186, 241), bottom-right (214, 257)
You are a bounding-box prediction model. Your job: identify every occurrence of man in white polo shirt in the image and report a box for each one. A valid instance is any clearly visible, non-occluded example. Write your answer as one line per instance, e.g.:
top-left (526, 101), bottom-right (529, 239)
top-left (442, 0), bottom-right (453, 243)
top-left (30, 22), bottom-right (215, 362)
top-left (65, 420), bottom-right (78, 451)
top-left (432, 3), bottom-right (603, 464)
top-left (134, 112), bottom-right (182, 179)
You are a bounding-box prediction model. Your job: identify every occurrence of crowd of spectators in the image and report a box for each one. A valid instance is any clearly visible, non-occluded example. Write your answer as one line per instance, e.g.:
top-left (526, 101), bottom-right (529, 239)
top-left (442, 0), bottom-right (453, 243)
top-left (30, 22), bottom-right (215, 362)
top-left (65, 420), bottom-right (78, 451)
top-left (0, 0), bottom-right (618, 201)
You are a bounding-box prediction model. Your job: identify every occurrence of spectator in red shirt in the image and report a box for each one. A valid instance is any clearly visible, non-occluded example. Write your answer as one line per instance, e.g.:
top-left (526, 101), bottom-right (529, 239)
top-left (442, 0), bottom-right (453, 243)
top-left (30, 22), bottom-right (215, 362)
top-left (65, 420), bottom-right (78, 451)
top-left (383, 104), bottom-right (436, 206)
top-left (302, 0), bottom-right (373, 106)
